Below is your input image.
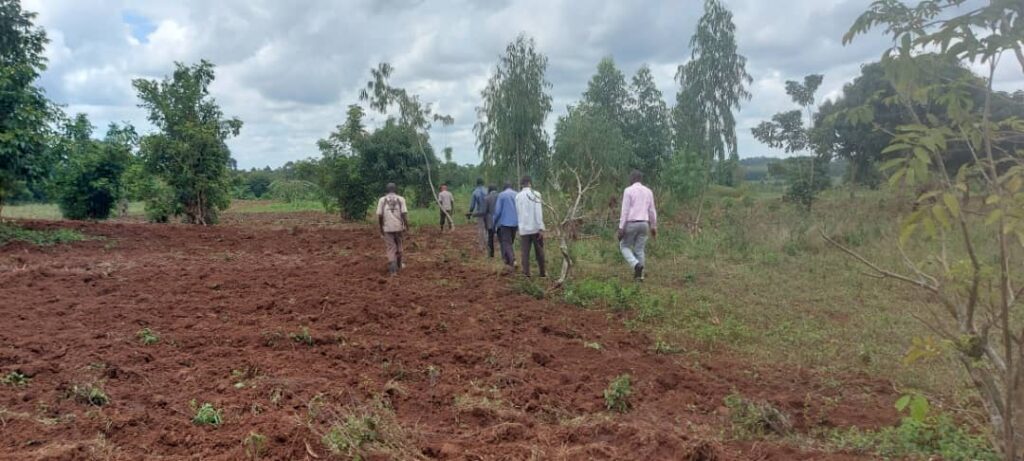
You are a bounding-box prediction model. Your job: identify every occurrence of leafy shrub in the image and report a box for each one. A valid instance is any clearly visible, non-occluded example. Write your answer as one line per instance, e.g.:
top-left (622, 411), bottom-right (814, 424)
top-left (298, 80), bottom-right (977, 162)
top-left (603, 374), bottom-right (633, 412)
top-left (54, 142), bottom-right (130, 220)
top-left (322, 415), bottom-right (383, 457)
top-left (191, 400), bottom-right (223, 426)
top-left (513, 278), bottom-right (545, 299)
top-left (830, 415), bottom-right (997, 461)
top-left (267, 179), bottom-right (320, 203)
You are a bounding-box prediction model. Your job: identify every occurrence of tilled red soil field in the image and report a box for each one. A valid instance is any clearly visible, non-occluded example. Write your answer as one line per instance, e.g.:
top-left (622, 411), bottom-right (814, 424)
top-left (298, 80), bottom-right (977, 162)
top-left (0, 216), bottom-right (897, 460)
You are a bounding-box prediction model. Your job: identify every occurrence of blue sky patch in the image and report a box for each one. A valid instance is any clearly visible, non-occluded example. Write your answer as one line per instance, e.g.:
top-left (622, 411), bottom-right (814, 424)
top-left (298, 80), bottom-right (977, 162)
top-left (121, 10), bottom-right (156, 43)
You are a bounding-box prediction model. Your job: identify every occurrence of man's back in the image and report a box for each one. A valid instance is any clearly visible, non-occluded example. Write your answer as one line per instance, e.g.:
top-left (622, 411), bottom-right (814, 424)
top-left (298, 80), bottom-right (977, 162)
top-left (515, 187), bottom-right (544, 235)
top-left (493, 189), bottom-right (518, 228)
top-left (438, 190), bottom-right (454, 210)
top-left (377, 193), bottom-right (408, 233)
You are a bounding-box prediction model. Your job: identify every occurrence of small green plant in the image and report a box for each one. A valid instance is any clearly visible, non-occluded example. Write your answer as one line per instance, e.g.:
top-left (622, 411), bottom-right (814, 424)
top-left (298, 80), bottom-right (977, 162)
top-left (289, 327), bottom-right (314, 346)
top-left (321, 414), bottom-right (382, 458)
top-left (603, 374), bottom-right (633, 413)
top-left (243, 431), bottom-right (268, 459)
top-left (72, 383), bottom-right (110, 406)
top-left (723, 393), bottom-right (791, 438)
top-left (136, 328), bottom-right (159, 345)
top-left (1, 371), bottom-right (30, 387)
top-left (830, 414), bottom-right (998, 461)
top-left (512, 278), bottom-right (545, 300)
top-left (191, 400), bottom-right (223, 426)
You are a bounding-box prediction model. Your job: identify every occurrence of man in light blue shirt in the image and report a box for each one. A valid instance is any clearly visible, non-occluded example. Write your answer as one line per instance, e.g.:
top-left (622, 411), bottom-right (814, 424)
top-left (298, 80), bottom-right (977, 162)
top-left (491, 181), bottom-right (519, 271)
top-left (514, 175), bottom-right (546, 278)
top-left (467, 178), bottom-right (488, 253)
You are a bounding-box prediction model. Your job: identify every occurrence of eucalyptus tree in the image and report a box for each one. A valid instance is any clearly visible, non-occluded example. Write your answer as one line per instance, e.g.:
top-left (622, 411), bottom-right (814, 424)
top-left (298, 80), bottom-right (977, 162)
top-left (674, 0), bottom-right (752, 188)
top-left (627, 65), bottom-right (672, 183)
top-left (475, 34), bottom-right (552, 181)
top-left (0, 0), bottom-right (54, 216)
top-left (582, 57), bottom-right (631, 133)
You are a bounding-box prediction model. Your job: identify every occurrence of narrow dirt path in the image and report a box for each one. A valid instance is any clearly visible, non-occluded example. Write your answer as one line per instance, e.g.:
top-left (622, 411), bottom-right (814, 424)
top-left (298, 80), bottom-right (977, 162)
top-left (0, 218), bottom-right (896, 460)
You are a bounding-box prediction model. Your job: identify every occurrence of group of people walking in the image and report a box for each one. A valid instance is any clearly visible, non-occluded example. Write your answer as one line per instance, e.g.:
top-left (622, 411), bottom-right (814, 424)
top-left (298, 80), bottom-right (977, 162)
top-left (375, 170), bottom-right (657, 280)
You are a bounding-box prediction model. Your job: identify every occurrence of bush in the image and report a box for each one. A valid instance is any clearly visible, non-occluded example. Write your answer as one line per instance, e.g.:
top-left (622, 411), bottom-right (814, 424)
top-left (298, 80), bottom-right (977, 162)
top-left (603, 374), bottom-right (633, 412)
top-left (0, 224), bottom-right (85, 246)
top-left (54, 142), bottom-right (130, 220)
top-left (830, 415), bottom-right (997, 461)
top-left (724, 393), bottom-right (792, 438)
top-left (191, 400), bottom-right (223, 426)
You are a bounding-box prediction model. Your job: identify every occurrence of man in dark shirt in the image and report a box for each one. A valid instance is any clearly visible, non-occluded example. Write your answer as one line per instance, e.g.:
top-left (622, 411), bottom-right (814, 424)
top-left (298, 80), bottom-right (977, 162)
top-left (474, 185), bottom-right (499, 258)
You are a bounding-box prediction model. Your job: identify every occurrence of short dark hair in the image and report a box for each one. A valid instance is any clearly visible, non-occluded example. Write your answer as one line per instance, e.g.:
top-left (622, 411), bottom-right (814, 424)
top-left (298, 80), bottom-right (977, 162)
top-left (629, 170), bottom-right (643, 183)
top-left (386, 182), bottom-right (397, 193)
top-left (520, 175), bottom-right (532, 187)
top-left (488, 185), bottom-right (497, 192)
top-left (476, 178), bottom-right (484, 186)
top-left (503, 181), bottom-right (513, 190)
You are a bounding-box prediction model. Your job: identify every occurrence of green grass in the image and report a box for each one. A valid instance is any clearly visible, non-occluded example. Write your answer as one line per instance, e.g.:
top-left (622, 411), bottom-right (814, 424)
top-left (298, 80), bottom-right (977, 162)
top-left (227, 200), bottom-right (324, 214)
top-left (191, 401), bottom-right (223, 426)
top-left (562, 187), bottom-right (966, 398)
top-left (1, 202), bottom-right (144, 220)
top-left (0, 223), bottom-right (86, 246)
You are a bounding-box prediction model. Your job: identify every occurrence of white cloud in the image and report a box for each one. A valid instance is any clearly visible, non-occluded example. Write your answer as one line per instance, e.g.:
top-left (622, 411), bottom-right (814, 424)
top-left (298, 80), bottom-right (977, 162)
top-left (30, 0), bottom-right (1017, 170)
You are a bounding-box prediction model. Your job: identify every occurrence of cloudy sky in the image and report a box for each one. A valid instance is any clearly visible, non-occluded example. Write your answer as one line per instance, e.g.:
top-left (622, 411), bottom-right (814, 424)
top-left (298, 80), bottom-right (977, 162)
top-left (27, 0), bottom-right (1022, 169)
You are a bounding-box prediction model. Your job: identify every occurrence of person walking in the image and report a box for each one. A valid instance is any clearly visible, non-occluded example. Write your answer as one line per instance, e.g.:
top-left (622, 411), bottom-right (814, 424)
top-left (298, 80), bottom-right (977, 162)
top-left (479, 186), bottom-right (499, 258)
top-left (467, 178), bottom-right (488, 252)
top-left (491, 182), bottom-right (519, 272)
top-left (438, 183), bottom-right (455, 232)
top-left (515, 176), bottom-right (546, 278)
top-left (376, 183), bottom-right (410, 276)
top-left (617, 170), bottom-right (657, 281)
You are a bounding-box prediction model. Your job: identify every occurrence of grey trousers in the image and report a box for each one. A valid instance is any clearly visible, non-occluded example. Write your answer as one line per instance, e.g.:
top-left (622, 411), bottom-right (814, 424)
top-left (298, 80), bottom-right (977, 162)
top-left (520, 233), bottom-right (546, 277)
top-left (476, 217), bottom-right (488, 251)
top-left (619, 221), bottom-right (649, 268)
top-left (498, 226), bottom-right (517, 267)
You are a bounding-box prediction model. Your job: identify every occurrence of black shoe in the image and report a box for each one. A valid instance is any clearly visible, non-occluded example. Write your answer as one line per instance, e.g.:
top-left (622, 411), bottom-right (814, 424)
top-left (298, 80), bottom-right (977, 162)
top-left (634, 264), bottom-right (644, 280)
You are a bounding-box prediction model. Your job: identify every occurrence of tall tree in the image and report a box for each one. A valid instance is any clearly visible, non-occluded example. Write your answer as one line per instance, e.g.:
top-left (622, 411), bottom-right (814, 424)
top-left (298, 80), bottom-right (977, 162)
top-left (552, 105), bottom-right (630, 190)
top-left (475, 34), bottom-right (552, 181)
top-left (582, 57), bottom-right (631, 132)
top-left (133, 60), bottom-right (242, 225)
top-left (675, 0), bottom-right (752, 187)
top-left (627, 65), bottom-right (672, 182)
top-left (0, 0), bottom-right (54, 216)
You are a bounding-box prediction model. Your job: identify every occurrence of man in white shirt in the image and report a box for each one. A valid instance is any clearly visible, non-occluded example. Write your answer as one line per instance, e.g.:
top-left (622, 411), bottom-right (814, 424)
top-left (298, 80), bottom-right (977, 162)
top-left (437, 184), bottom-right (454, 233)
top-left (376, 183), bottom-right (409, 275)
top-left (515, 175), bottom-right (546, 278)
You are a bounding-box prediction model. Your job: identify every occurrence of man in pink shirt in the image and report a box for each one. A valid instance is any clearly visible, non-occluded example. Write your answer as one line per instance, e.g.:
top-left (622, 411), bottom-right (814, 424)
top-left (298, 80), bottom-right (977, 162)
top-left (617, 170), bottom-right (657, 281)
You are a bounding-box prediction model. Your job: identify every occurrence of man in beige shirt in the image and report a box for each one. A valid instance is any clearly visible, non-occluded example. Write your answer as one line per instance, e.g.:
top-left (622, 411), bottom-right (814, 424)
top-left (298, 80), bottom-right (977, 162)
top-left (438, 183), bottom-right (454, 232)
top-left (376, 183), bottom-right (409, 275)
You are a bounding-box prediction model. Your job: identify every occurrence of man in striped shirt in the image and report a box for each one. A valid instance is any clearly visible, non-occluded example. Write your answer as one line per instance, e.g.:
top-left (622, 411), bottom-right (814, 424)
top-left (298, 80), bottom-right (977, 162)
top-left (617, 170), bottom-right (657, 281)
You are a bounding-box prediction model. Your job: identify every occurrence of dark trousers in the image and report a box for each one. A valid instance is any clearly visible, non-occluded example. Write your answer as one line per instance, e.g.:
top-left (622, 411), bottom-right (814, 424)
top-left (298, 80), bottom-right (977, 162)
top-left (498, 226), bottom-right (517, 267)
top-left (487, 227), bottom-right (496, 258)
top-left (439, 209), bottom-right (453, 230)
top-left (520, 233), bottom-right (546, 277)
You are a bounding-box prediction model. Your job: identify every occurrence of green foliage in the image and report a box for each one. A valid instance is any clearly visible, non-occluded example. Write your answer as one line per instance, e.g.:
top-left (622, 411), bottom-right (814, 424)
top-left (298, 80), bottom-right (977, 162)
top-left (243, 432), bottom-right (267, 460)
top-left (603, 374), bottom-right (633, 412)
top-left (1, 371), bottom-right (29, 387)
top-left (512, 278), bottom-right (545, 300)
top-left (675, 0), bottom-right (751, 187)
top-left (552, 105), bottom-right (630, 188)
top-left (723, 393), bottom-right (792, 438)
top-left (771, 156), bottom-right (831, 210)
top-left (136, 328), bottom-right (159, 346)
top-left (475, 34), bottom-right (552, 180)
top-left (133, 60), bottom-right (242, 225)
top-left (627, 65), bottom-right (672, 181)
top-left (830, 415), bottom-right (998, 461)
top-left (356, 121), bottom-right (436, 208)
top-left (191, 400), bottom-right (223, 426)
top-left (72, 383), bottom-right (109, 406)
top-left (266, 179), bottom-right (319, 203)
top-left (52, 116), bottom-right (135, 220)
top-left (321, 415), bottom-right (382, 458)
top-left (651, 339), bottom-right (681, 355)
top-left (0, 0), bottom-right (56, 212)
top-left (0, 223), bottom-right (84, 246)
top-left (289, 327), bottom-right (314, 346)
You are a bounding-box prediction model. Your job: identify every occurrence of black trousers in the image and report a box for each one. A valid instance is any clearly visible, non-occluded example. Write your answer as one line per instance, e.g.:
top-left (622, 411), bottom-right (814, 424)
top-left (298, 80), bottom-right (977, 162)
top-left (498, 226), bottom-right (517, 267)
top-left (520, 233), bottom-right (546, 277)
top-left (439, 209), bottom-right (453, 230)
top-left (487, 227), bottom-right (496, 258)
